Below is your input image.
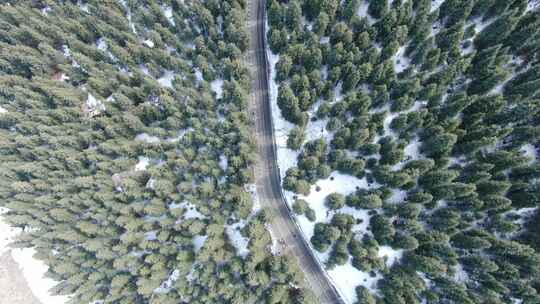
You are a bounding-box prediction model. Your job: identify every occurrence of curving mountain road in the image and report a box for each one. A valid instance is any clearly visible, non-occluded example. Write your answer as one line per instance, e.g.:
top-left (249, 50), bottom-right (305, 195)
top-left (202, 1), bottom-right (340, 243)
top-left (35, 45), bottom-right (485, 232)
top-left (245, 1), bottom-right (343, 303)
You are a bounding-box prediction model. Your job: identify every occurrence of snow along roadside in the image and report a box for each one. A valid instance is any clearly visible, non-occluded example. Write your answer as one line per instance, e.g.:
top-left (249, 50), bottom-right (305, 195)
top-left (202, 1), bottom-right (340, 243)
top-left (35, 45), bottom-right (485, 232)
top-left (264, 16), bottom-right (353, 304)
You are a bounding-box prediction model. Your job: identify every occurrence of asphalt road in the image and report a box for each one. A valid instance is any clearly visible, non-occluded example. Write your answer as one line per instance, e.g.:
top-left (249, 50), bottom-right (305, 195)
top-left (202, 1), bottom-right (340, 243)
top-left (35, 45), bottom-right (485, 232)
top-left (245, 1), bottom-right (343, 303)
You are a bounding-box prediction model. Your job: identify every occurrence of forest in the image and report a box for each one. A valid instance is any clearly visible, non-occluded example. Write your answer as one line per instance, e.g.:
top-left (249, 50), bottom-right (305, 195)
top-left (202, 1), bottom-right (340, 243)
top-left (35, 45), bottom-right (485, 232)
top-left (0, 1), bottom-right (314, 303)
top-left (267, 0), bottom-right (540, 303)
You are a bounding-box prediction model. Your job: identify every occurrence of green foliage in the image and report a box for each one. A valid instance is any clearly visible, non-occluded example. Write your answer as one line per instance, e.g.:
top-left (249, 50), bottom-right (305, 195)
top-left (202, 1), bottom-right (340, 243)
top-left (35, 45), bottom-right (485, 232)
top-left (0, 1), bottom-right (313, 303)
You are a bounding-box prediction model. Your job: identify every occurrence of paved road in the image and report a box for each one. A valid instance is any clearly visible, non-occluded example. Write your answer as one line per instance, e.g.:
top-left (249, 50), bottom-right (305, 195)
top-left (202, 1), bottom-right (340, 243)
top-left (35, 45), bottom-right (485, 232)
top-left (245, 1), bottom-right (342, 303)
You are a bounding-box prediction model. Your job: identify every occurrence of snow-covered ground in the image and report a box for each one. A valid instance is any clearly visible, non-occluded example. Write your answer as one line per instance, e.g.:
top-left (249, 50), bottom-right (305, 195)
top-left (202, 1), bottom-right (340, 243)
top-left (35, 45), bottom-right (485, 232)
top-left (265, 16), bottom-right (404, 304)
top-left (135, 156), bottom-right (150, 171)
top-left (0, 208), bottom-right (70, 304)
top-left (393, 45), bottom-right (411, 74)
top-left (225, 220), bottom-right (250, 258)
top-left (143, 39), bottom-right (155, 48)
top-left (357, 0), bottom-right (376, 25)
top-left (157, 70), bottom-right (175, 88)
top-left (520, 143), bottom-right (537, 164)
top-left (210, 79), bottom-right (224, 99)
top-left (161, 6), bottom-right (175, 26)
top-left (84, 93), bottom-right (105, 117)
top-left (135, 133), bottom-right (160, 143)
top-left (430, 0), bottom-right (445, 13)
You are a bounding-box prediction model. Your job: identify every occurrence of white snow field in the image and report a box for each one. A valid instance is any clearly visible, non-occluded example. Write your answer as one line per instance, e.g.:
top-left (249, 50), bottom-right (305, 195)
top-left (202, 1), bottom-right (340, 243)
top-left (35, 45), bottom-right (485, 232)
top-left (0, 208), bottom-right (70, 304)
top-left (265, 16), bottom-right (405, 304)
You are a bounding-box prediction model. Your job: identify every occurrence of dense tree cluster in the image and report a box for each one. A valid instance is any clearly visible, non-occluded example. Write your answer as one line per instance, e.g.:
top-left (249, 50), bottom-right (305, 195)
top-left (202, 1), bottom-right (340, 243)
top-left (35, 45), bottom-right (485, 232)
top-left (0, 1), bottom-right (315, 303)
top-left (270, 0), bottom-right (540, 302)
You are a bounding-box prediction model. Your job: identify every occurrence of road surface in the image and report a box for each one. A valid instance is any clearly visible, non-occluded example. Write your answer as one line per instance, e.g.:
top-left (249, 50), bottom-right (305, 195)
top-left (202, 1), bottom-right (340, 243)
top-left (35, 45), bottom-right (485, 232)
top-left (245, 1), bottom-right (343, 303)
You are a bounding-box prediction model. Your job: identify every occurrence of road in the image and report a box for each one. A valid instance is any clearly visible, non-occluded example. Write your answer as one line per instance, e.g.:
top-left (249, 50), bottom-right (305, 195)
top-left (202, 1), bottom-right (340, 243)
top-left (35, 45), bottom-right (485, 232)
top-left (245, 1), bottom-right (343, 303)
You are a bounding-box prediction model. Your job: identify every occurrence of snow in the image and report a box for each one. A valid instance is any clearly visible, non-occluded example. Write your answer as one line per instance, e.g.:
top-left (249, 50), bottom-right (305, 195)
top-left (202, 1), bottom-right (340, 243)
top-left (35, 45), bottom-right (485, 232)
top-left (287, 173), bottom-right (374, 237)
top-left (245, 184), bottom-right (262, 213)
top-left (41, 6), bottom-right (51, 15)
top-left (357, 0), bottom-right (376, 25)
top-left (527, 0), bottom-right (540, 12)
top-left (162, 6), bottom-right (175, 26)
top-left (265, 19), bottom-right (300, 180)
top-left (96, 38), bottom-right (107, 52)
top-left (305, 117), bottom-right (332, 144)
top-left (118, 0), bottom-right (136, 34)
top-left (509, 207), bottom-right (538, 225)
top-left (144, 230), bottom-right (157, 241)
top-left (226, 221), bottom-right (250, 258)
top-left (0, 106), bottom-right (7, 114)
top-left (514, 207), bottom-right (538, 216)
top-left (218, 154), bottom-right (228, 171)
top-left (170, 201), bottom-right (206, 220)
top-left (327, 258), bottom-right (381, 303)
top-left (135, 133), bottom-right (160, 143)
top-left (166, 128), bottom-right (193, 143)
top-left (154, 269), bottom-right (179, 294)
top-left (264, 12), bottom-right (397, 302)
top-left (84, 93), bottom-right (105, 117)
top-left (135, 156), bottom-right (150, 171)
top-left (393, 46), bottom-right (411, 74)
top-left (143, 39), bottom-right (155, 48)
top-left (471, 17), bottom-right (495, 35)
top-left (453, 263), bottom-right (469, 283)
top-left (430, 0), bottom-right (445, 13)
top-left (378, 246), bottom-right (404, 267)
top-left (192, 235), bottom-right (208, 252)
top-left (387, 189), bottom-right (408, 204)
top-left (392, 137), bottom-right (422, 171)
top-left (157, 70), bottom-right (175, 88)
top-left (146, 178), bottom-right (156, 189)
top-left (0, 208), bottom-right (70, 304)
top-left (194, 69), bottom-right (204, 83)
top-left (520, 144), bottom-right (537, 164)
top-left (210, 79), bottom-right (224, 99)
top-left (78, 1), bottom-right (89, 13)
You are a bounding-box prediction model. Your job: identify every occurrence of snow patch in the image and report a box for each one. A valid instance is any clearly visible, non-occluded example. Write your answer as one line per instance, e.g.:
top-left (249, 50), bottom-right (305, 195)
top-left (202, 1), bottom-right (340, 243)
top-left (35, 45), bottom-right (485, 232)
top-left (286, 173), bottom-right (374, 240)
top-left (157, 70), bottom-right (175, 88)
top-left (245, 183), bottom-right (262, 214)
top-left (393, 46), bottom-right (411, 74)
top-left (453, 263), bottom-right (469, 283)
top-left (520, 144), bottom-right (537, 164)
top-left (154, 269), bottom-right (179, 294)
top-left (143, 39), bottom-right (155, 48)
top-left (194, 69), bottom-right (204, 83)
top-left (135, 156), bottom-right (150, 171)
top-left (327, 258), bottom-right (381, 303)
top-left (170, 201), bottom-right (206, 220)
top-left (226, 221), bottom-right (250, 258)
top-left (162, 6), bottom-right (175, 26)
top-left (218, 154), bottom-right (228, 171)
top-left (378, 245), bottom-right (404, 267)
top-left (210, 79), bottom-right (224, 99)
top-left (430, 0), bottom-right (445, 13)
top-left (135, 133), bottom-right (160, 144)
top-left (192, 235), bottom-right (208, 252)
top-left (357, 0), bottom-right (376, 25)
top-left (387, 189), bottom-right (408, 204)
top-left (1, 208), bottom-right (70, 304)
top-left (392, 137), bottom-right (422, 171)
top-left (84, 93), bottom-right (105, 117)
top-left (41, 6), bottom-right (51, 15)
top-left (0, 106), bottom-right (7, 114)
